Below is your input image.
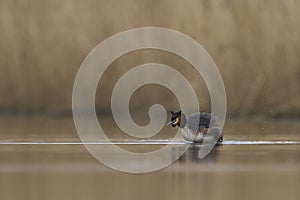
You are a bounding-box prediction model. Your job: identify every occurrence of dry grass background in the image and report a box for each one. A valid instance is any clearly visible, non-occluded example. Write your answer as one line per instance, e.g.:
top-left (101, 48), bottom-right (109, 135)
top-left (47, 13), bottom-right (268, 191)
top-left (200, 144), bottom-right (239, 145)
top-left (0, 0), bottom-right (299, 118)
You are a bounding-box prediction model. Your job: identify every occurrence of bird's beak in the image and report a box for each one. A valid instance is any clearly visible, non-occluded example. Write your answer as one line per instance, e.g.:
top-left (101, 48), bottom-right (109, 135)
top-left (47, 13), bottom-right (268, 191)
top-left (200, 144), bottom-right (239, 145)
top-left (166, 121), bottom-right (173, 126)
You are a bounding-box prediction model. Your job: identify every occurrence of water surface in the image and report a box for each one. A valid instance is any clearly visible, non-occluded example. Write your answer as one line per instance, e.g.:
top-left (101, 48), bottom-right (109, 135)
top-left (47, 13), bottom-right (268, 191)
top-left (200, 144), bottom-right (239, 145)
top-left (0, 118), bottom-right (299, 200)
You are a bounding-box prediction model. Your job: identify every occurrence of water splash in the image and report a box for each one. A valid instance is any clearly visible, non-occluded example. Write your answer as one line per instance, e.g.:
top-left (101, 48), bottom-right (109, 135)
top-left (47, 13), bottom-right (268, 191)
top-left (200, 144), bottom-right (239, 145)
top-left (222, 140), bottom-right (300, 145)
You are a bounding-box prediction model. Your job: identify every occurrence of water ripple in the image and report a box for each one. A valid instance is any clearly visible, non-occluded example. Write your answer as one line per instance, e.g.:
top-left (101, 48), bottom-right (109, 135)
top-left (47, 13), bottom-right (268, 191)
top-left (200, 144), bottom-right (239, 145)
top-left (0, 140), bottom-right (299, 145)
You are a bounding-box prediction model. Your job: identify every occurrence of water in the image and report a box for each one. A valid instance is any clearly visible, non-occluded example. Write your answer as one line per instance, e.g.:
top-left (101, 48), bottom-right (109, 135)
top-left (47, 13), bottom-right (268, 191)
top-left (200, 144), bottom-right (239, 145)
top-left (0, 117), bottom-right (300, 200)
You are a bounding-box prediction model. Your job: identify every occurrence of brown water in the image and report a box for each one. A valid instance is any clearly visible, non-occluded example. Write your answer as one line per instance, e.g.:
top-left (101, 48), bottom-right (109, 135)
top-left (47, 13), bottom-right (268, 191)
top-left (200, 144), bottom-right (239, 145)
top-left (0, 117), bottom-right (300, 200)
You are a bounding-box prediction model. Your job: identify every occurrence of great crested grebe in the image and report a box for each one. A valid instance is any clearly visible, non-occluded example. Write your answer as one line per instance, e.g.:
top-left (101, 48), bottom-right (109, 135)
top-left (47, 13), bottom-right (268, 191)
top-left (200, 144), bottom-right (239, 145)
top-left (167, 110), bottom-right (223, 143)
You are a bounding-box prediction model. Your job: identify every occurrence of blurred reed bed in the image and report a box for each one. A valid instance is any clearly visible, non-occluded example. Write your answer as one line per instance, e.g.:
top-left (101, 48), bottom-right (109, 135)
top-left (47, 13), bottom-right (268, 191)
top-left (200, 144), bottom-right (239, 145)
top-left (0, 0), bottom-right (299, 117)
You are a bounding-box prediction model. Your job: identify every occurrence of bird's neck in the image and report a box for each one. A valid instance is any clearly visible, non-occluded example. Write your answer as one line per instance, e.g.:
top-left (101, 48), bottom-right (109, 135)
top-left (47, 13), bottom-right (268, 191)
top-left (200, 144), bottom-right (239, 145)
top-left (179, 114), bottom-right (187, 128)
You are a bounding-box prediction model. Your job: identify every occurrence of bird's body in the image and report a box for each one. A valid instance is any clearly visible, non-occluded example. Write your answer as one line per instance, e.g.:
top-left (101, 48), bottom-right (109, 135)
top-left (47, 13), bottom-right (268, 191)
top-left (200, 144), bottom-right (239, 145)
top-left (168, 111), bottom-right (223, 143)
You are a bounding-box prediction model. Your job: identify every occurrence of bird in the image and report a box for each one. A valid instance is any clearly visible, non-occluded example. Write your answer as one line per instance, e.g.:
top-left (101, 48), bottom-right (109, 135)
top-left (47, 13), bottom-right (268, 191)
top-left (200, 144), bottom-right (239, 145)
top-left (167, 110), bottom-right (223, 143)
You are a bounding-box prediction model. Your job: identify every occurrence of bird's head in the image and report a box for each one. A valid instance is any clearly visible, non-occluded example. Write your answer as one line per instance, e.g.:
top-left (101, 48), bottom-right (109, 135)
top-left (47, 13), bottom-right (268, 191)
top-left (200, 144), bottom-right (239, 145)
top-left (167, 110), bottom-right (182, 127)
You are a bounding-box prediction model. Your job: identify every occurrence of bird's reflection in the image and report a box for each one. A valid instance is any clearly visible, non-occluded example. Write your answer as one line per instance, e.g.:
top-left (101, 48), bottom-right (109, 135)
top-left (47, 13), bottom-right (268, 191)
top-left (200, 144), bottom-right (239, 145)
top-left (174, 143), bottom-right (221, 164)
